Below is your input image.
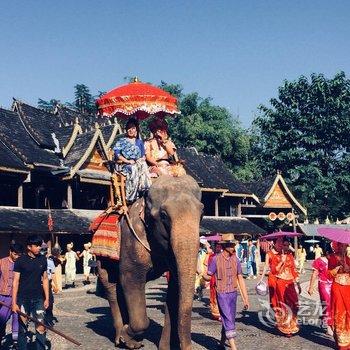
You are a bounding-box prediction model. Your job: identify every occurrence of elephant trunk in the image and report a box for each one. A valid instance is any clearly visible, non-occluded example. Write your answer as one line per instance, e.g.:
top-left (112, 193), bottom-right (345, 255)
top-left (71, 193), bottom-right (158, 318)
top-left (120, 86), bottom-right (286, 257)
top-left (170, 222), bottom-right (199, 349)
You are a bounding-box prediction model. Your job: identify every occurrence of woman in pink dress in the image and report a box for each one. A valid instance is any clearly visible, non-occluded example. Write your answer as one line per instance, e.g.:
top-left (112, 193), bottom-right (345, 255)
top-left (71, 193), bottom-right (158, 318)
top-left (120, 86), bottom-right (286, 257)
top-left (307, 245), bottom-right (333, 335)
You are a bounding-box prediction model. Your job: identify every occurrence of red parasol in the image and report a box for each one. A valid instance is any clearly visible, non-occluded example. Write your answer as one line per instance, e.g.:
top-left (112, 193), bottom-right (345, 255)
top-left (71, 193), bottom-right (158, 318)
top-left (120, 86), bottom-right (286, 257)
top-left (96, 78), bottom-right (180, 120)
top-left (260, 231), bottom-right (302, 240)
top-left (317, 227), bottom-right (350, 244)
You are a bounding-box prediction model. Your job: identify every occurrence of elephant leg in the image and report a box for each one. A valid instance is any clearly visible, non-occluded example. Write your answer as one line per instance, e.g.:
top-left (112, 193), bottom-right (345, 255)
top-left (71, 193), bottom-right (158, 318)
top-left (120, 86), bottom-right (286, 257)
top-left (119, 269), bottom-right (149, 349)
top-left (96, 259), bottom-right (124, 346)
top-left (159, 272), bottom-right (182, 349)
top-left (158, 300), bottom-right (171, 350)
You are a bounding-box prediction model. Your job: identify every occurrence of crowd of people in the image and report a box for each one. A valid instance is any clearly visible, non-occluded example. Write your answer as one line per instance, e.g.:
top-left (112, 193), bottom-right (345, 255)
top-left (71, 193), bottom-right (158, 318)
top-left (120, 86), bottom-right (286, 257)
top-left (0, 232), bottom-right (350, 349)
top-left (0, 236), bottom-right (95, 349)
top-left (194, 237), bottom-right (350, 350)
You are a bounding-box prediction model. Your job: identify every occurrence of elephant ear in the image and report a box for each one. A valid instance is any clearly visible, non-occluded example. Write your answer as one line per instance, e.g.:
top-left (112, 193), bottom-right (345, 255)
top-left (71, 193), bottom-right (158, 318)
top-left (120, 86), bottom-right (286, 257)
top-left (144, 195), bottom-right (159, 220)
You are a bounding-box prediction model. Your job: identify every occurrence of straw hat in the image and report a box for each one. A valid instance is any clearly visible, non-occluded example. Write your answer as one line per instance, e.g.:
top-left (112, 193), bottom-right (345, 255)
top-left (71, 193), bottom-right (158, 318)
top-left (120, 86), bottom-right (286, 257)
top-left (219, 233), bottom-right (238, 245)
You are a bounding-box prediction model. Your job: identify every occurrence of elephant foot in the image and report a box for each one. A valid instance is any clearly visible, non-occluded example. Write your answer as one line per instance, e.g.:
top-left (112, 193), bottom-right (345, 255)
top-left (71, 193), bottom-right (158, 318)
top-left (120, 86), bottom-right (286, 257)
top-left (114, 334), bottom-right (120, 347)
top-left (119, 325), bottom-right (144, 349)
top-left (158, 343), bottom-right (170, 350)
top-left (158, 337), bottom-right (170, 350)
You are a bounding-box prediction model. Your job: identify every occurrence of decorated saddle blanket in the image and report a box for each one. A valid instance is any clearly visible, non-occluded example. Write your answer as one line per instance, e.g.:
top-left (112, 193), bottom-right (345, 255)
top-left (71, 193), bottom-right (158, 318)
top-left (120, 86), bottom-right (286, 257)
top-left (90, 210), bottom-right (121, 261)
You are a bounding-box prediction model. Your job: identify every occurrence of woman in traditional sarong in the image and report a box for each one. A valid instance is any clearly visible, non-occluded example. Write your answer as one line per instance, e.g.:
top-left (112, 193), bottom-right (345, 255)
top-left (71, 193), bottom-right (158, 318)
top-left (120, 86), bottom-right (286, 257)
top-left (195, 242), bottom-right (207, 300)
top-left (275, 239), bottom-right (301, 336)
top-left (79, 242), bottom-right (93, 285)
top-left (51, 247), bottom-right (63, 293)
top-left (260, 239), bottom-right (282, 312)
top-left (328, 242), bottom-right (350, 349)
top-left (114, 118), bottom-right (151, 202)
top-left (145, 118), bottom-right (185, 177)
top-left (307, 245), bottom-right (333, 335)
top-left (296, 244), bottom-right (307, 274)
top-left (64, 243), bottom-right (79, 288)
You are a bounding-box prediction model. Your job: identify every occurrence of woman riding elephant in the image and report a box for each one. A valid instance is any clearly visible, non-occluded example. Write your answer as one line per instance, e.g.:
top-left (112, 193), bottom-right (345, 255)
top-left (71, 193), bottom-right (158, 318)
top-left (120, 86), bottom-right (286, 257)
top-left (145, 118), bottom-right (184, 177)
top-left (114, 118), bottom-right (151, 202)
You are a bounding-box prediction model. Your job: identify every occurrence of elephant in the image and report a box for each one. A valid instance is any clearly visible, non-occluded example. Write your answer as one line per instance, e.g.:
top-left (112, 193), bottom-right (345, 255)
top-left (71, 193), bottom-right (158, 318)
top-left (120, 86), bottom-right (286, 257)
top-left (96, 174), bottom-right (203, 350)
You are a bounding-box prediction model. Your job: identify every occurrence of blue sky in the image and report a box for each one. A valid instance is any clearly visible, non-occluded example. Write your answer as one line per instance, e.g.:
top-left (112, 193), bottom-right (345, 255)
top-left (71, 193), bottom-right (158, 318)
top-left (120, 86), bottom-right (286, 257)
top-left (0, 0), bottom-right (349, 127)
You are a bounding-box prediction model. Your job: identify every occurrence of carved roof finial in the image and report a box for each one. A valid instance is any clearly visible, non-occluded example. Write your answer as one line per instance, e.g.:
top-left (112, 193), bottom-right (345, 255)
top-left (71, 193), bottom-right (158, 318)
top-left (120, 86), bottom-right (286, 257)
top-left (325, 216), bottom-right (331, 224)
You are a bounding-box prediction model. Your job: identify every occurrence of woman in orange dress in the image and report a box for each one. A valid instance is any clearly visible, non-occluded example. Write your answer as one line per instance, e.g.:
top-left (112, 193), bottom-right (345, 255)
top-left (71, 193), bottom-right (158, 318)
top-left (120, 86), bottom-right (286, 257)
top-left (275, 239), bottom-right (301, 336)
top-left (328, 242), bottom-right (350, 349)
top-left (260, 239), bottom-right (282, 311)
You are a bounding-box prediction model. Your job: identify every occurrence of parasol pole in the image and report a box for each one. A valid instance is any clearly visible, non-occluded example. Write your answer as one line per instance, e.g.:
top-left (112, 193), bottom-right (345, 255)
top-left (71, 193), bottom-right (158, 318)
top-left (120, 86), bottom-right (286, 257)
top-left (292, 208), bottom-right (298, 252)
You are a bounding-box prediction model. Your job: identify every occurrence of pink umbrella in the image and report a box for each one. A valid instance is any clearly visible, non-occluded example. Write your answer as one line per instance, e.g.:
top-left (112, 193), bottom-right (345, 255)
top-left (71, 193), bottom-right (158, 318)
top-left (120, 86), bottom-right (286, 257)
top-left (261, 231), bottom-right (302, 240)
top-left (317, 227), bottom-right (350, 244)
top-left (205, 234), bottom-right (221, 242)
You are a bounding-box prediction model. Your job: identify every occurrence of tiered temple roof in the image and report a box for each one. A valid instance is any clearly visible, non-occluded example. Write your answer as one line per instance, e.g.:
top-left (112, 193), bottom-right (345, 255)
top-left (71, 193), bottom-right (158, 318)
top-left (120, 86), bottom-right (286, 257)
top-left (13, 100), bottom-right (59, 150)
top-left (201, 216), bottom-right (265, 235)
top-left (0, 100), bottom-right (307, 238)
top-left (0, 208), bottom-right (96, 235)
top-left (0, 141), bottom-right (28, 173)
top-left (0, 101), bottom-right (120, 174)
top-left (246, 173), bottom-right (307, 215)
top-left (0, 107), bottom-right (61, 167)
top-left (177, 147), bottom-right (251, 194)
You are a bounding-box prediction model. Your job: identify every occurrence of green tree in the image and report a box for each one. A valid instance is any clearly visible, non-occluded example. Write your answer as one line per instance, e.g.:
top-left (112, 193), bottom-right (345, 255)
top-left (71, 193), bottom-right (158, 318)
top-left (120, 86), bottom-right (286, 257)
top-left (253, 72), bottom-right (350, 219)
top-left (72, 84), bottom-right (96, 114)
top-left (37, 98), bottom-right (60, 112)
top-left (159, 82), bottom-right (254, 179)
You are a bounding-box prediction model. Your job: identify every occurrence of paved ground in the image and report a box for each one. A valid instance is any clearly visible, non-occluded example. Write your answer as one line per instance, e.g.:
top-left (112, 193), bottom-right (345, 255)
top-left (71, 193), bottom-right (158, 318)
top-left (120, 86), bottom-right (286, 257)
top-left (2, 262), bottom-right (336, 349)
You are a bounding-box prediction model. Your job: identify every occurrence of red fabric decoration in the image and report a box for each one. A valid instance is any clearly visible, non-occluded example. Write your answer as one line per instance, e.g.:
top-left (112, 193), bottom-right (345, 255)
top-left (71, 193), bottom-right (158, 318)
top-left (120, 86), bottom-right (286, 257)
top-left (48, 212), bottom-right (53, 232)
top-left (90, 211), bottom-right (121, 260)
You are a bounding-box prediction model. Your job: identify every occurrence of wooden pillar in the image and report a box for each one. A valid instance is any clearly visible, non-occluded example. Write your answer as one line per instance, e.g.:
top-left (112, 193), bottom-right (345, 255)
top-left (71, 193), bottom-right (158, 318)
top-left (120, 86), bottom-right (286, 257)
top-left (67, 183), bottom-right (73, 209)
top-left (237, 203), bottom-right (242, 217)
top-left (17, 184), bottom-right (23, 208)
top-left (214, 198), bottom-right (219, 217)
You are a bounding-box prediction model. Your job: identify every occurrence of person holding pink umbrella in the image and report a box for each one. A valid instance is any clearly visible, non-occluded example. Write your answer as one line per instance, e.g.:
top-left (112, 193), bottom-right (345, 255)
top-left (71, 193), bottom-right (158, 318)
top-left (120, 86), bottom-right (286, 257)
top-left (328, 241), bottom-right (350, 350)
top-left (307, 245), bottom-right (333, 335)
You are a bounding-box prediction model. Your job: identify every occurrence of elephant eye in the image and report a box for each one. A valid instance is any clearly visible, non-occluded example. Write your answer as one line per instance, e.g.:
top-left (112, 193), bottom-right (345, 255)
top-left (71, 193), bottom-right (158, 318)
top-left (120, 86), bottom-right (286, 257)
top-left (160, 210), bottom-right (168, 221)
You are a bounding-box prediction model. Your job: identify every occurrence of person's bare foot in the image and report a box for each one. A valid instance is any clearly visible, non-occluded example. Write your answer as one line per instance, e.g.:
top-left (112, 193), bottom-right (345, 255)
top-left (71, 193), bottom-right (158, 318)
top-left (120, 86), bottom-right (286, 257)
top-left (228, 338), bottom-right (237, 350)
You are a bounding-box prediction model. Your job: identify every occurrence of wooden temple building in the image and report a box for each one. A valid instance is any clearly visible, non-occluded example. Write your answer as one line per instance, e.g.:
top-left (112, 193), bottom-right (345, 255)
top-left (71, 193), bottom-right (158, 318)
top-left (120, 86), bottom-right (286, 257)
top-left (0, 100), bottom-right (308, 257)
